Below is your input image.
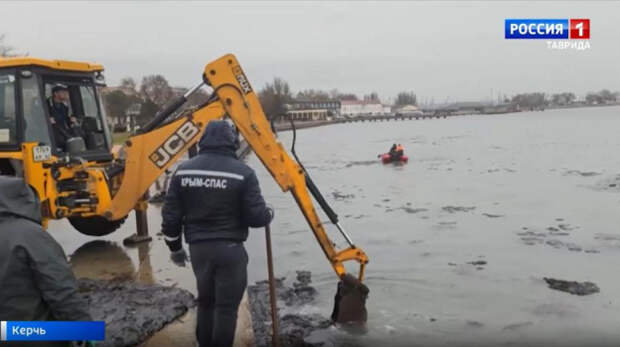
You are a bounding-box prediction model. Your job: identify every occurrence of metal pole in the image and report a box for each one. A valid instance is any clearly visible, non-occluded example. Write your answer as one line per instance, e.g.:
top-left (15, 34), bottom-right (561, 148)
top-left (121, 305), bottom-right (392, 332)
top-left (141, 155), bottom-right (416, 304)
top-left (334, 222), bottom-right (355, 248)
top-left (265, 225), bottom-right (281, 347)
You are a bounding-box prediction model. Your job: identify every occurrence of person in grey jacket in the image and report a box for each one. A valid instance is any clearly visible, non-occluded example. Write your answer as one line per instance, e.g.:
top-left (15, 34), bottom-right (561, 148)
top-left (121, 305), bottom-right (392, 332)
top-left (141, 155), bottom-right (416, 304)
top-left (0, 176), bottom-right (92, 346)
top-left (162, 120), bottom-right (273, 347)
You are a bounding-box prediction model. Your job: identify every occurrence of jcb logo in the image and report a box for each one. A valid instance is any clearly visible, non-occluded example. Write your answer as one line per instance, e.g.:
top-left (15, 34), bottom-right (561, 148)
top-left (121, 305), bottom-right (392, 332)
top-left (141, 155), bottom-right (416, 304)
top-left (150, 120), bottom-right (200, 168)
top-left (233, 65), bottom-right (252, 94)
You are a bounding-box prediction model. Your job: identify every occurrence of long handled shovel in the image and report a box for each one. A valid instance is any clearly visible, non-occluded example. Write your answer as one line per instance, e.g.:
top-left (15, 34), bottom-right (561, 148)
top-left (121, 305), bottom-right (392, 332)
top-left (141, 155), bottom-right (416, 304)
top-left (265, 225), bottom-right (281, 347)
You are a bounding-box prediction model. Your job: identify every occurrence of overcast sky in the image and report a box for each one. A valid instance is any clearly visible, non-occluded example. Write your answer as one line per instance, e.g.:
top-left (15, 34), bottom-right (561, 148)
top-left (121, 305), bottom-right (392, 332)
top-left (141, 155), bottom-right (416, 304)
top-left (2, 1), bottom-right (619, 103)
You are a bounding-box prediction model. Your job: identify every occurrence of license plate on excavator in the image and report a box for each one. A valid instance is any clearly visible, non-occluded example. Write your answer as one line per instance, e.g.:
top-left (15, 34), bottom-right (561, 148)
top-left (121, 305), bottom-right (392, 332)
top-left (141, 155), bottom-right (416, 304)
top-left (33, 145), bottom-right (52, 162)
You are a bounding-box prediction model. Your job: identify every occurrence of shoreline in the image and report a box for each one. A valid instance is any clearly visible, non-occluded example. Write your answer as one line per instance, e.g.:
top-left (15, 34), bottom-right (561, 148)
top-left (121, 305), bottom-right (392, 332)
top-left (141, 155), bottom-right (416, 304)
top-left (269, 103), bottom-right (620, 133)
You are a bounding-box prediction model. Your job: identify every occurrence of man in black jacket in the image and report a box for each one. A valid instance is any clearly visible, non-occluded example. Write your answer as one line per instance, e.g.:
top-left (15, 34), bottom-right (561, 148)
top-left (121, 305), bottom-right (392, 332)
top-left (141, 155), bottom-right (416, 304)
top-left (0, 176), bottom-right (92, 346)
top-left (47, 84), bottom-right (75, 152)
top-left (162, 120), bottom-right (273, 347)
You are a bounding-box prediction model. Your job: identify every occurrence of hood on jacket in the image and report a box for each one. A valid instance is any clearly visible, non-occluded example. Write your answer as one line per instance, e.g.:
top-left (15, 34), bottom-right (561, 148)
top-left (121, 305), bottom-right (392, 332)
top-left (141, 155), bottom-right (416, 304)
top-left (198, 120), bottom-right (238, 155)
top-left (0, 176), bottom-right (41, 224)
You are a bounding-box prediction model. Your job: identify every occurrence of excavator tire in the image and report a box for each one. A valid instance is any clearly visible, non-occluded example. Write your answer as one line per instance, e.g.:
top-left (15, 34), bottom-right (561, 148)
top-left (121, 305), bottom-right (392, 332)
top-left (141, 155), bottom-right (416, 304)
top-left (69, 215), bottom-right (128, 236)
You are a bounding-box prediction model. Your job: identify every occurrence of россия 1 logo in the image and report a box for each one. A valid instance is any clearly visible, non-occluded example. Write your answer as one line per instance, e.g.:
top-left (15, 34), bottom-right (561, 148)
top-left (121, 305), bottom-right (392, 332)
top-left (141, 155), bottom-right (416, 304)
top-left (505, 19), bottom-right (590, 50)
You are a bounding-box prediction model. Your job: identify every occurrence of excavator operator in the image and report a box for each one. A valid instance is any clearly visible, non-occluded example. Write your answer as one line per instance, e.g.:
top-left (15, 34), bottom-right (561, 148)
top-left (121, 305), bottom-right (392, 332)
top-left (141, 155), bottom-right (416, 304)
top-left (47, 84), bottom-right (81, 152)
top-left (161, 120), bottom-right (274, 347)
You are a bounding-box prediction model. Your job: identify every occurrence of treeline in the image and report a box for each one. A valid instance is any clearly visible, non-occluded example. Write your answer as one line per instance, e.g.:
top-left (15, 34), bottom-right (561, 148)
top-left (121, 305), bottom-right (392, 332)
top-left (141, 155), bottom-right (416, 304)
top-left (0, 34), bottom-right (18, 57)
top-left (103, 76), bottom-right (208, 131)
top-left (257, 78), bottom-right (373, 119)
top-left (257, 77), bottom-right (417, 119)
top-left (585, 89), bottom-right (619, 105)
top-left (510, 89), bottom-right (619, 110)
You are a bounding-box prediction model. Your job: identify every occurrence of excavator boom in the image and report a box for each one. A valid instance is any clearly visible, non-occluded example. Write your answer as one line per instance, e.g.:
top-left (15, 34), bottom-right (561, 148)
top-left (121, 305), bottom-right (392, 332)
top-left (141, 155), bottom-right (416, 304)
top-left (100, 54), bottom-right (369, 324)
top-left (204, 56), bottom-right (369, 278)
top-left (105, 54), bottom-right (369, 281)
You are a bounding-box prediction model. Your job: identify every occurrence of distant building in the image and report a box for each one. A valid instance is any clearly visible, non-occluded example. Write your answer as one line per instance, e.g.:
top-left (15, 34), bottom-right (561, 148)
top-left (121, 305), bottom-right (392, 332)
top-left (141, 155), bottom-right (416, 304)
top-left (286, 109), bottom-right (330, 121)
top-left (423, 101), bottom-right (488, 114)
top-left (482, 103), bottom-right (519, 114)
top-left (340, 100), bottom-right (388, 117)
top-left (446, 102), bottom-right (487, 113)
top-left (286, 100), bottom-right (341, 117)
top-left (396, 104), bottom-right (423, 116)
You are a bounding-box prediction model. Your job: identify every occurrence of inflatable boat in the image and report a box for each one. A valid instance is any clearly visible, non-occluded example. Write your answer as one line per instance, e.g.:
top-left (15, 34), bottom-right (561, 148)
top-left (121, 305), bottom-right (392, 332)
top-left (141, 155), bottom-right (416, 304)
top-left (380, 153), bottom-right (409, 164)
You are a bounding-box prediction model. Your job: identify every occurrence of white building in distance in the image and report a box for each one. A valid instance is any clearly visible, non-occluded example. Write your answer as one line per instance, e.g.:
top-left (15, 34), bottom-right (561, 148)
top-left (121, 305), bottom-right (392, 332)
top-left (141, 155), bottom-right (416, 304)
top-left (340, 100), bottom-right (391, 117)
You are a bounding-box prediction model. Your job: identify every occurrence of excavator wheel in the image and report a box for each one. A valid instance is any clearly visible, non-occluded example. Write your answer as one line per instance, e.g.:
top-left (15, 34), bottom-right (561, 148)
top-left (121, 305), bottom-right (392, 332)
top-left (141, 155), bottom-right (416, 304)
top-left (69, 215), bottom-right (128, 236)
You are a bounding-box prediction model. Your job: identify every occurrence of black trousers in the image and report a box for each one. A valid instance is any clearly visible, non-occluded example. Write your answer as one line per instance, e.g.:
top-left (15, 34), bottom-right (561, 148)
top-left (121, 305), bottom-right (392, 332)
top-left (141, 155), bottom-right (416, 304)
top-left (189, 240), bottom-right (248, 347)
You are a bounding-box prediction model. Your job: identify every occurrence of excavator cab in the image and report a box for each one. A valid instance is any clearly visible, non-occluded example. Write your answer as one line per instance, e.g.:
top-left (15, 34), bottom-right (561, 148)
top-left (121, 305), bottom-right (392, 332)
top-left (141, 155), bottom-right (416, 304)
top-left (0, 58), bottom-right (112, 176)
top-left (41, 76), bottom-right (111, 156)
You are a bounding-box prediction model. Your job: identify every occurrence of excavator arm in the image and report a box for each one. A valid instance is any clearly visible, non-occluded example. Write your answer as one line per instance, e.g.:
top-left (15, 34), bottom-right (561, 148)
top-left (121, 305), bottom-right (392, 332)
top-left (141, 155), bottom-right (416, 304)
top-left (102, 54), bottom-right (368, 323)
top-left (106, 54), bottom-right (369, 282)
top-left (203, 55), bottom-right (369, 281)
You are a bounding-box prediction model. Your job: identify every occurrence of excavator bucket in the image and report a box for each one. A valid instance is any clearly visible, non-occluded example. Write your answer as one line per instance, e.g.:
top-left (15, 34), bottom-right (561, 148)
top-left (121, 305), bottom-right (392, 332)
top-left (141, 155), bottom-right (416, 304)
top-left (331, 274), bottom-right (370, 326)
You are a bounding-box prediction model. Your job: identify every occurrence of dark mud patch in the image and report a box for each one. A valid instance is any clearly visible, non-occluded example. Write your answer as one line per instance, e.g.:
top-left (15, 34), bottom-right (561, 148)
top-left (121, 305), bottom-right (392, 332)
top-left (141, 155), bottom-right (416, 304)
top-left (593, 174), bottom-right (620, 192)
top-left (517, 223), bottom-right (596, 253)
top-left (503, 321), bottom-right (533, 331)
top-left (466, 320), bottom-right (484, 328)
top-left (77, 278), bottom-right (195, 347)
top-left (331, 190), bottom-right (355, 202)
top-left (343, 213), bottom-right (369, 220)
top-left (482, 213), bottom-right (504, 218)
top-left (402, 207), bottom-right (427, 214)
top-left (248, 271), bottom-right (331, 347)
top-left (564, 170), bottom-right (601, 177)
top-left (543, 278), bottom-right (600, 296)
top-left (594, 233), bottom-right (620, 247)
top-left (467, 260), bottom-right (487, 266)
top-left (482, 168), bottom-right (515, 174)
top-left (450, 259), bottom-right (487, 270)
top-left (442, 206), bottom-right (476, 213)
top-left (433, 221), bottom-right (457, 231)
top-left (385, 205), bottom-right (428, 214)
top-left (288, 229), bottom-right (307, 235)
top-left (344, 160), bottom-right (378, 168)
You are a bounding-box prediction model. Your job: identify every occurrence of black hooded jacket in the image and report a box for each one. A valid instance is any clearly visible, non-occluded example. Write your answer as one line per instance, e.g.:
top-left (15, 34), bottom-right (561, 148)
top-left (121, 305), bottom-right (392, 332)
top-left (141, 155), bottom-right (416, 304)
top-left (161, 121), bottom-right (272, 251)
top-left (0, 177), bottom-right (91, 322)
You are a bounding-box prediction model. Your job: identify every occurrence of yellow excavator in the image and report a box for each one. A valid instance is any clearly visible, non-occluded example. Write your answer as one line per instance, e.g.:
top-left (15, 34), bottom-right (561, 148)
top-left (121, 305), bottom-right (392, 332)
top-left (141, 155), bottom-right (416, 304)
top-left (0, 54), bottom-right (368, 323)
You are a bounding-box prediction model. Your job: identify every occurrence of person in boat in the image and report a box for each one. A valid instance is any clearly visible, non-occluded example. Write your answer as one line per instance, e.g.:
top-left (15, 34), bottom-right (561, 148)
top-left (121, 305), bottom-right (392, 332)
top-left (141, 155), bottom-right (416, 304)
top-left (394, 143), bottom-right (404, 161)
top-left (388, 143), bottom-right (397, 160)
